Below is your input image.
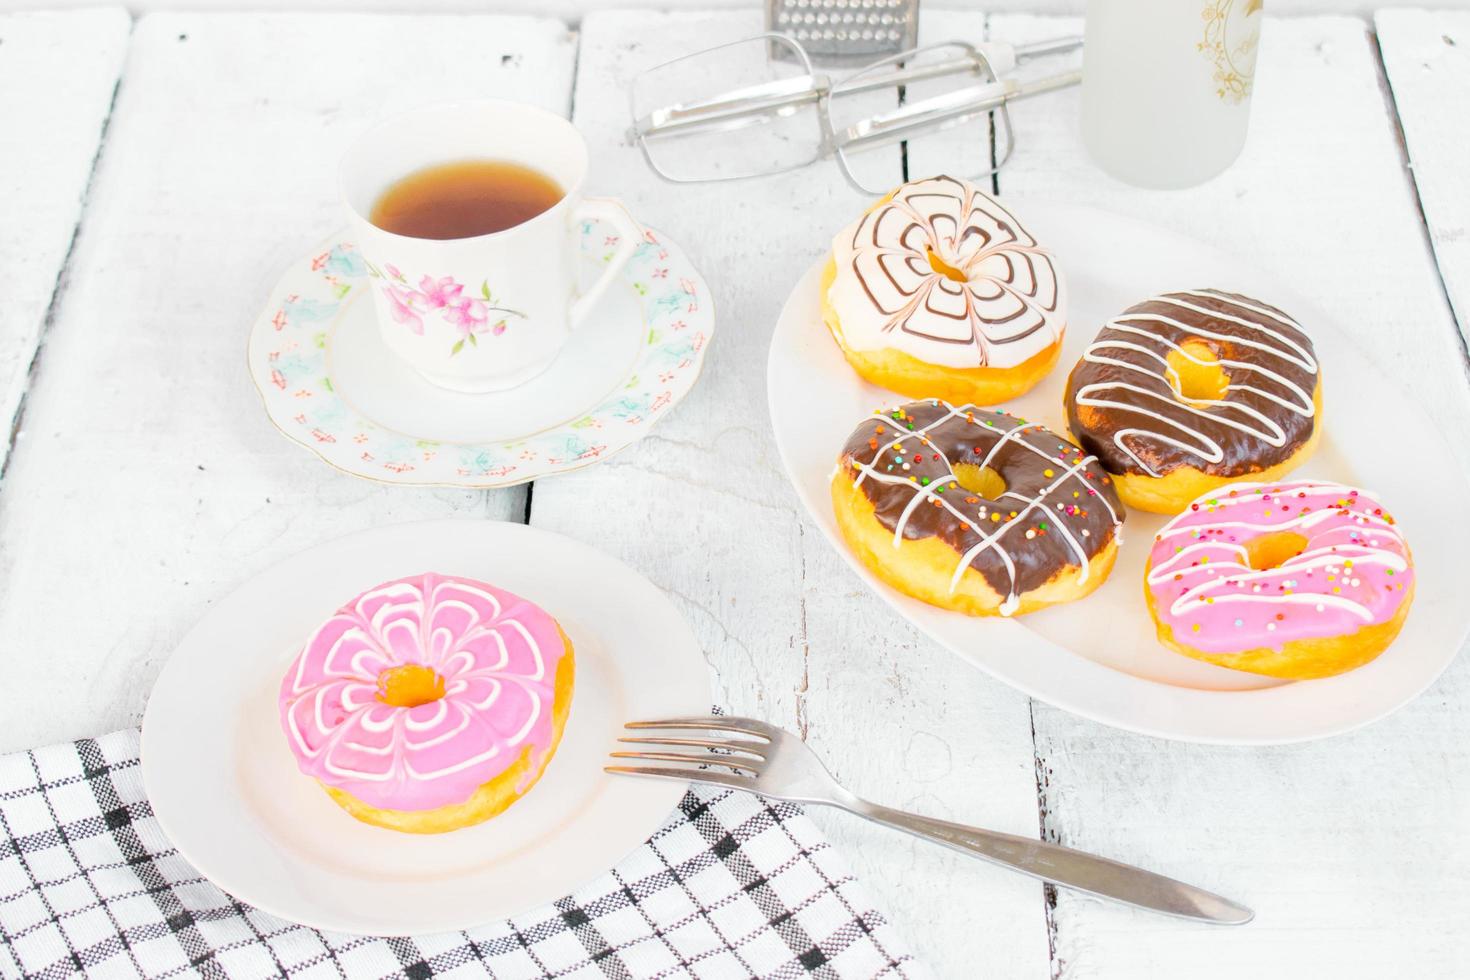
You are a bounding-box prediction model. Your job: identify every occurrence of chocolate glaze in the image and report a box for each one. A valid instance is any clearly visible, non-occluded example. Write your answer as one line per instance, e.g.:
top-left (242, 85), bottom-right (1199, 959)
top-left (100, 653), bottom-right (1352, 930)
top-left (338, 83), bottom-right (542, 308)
top-left (1064, 289), bottom-right (1319, 479)
top-left (838, 400), bottom-right (1125, 604)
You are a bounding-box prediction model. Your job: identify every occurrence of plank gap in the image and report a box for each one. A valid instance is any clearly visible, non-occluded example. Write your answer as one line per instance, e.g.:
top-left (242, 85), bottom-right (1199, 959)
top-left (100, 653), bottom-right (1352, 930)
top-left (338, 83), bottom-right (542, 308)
top-left (520, 480), bottom-right (535, 524)
top-left (1, 43), bottom-right (130, 483)
top-left (794, 521), bottom-right (811, 741)
top-left (1372, 19), bottom-right (1470, 370)
top-left (1028, 698), bottom-right (1062, 980)
top-left (565, 26), bottom-right (582, 128)
top-left (985, 8), bottom-right (998, 196)
top-left (897, 79), bottom-right (910, 183)
top-left (987, 13), bottom-right (1061, 977)
top-left (516, 23), bottom-right (579, 528)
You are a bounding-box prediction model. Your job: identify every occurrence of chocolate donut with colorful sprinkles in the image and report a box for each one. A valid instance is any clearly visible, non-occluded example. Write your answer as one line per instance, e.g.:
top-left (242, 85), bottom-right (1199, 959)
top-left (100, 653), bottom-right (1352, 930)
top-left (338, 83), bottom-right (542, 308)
top-left (831, 399), bottom-right (1125, 617)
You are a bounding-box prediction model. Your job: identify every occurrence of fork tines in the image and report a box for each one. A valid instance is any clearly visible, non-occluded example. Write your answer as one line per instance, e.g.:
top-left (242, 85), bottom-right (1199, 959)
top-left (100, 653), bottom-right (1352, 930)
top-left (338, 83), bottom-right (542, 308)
top-left (605, 716), bottom-right (774, 786)
top-left (624, 716), bottom-right (779, 738)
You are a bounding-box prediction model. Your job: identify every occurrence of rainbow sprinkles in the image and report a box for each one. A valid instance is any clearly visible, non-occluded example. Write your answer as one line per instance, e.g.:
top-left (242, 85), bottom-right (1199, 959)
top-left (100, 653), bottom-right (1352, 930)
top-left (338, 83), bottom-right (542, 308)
top-left (1145, 480), bottom-right (1413, 655)
top-left (841, 400), bottom-right (1124, 615)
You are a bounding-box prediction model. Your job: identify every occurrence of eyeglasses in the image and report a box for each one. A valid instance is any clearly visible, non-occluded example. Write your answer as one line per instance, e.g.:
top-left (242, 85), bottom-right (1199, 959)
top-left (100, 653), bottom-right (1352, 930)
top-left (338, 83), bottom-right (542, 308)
top-left (628, 33), bottom-right (1082, 195)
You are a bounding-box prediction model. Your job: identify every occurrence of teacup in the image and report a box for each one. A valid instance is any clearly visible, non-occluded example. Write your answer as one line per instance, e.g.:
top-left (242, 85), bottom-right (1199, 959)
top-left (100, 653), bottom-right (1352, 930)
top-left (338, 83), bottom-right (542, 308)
top-left (340, 100), bottom-right (640, 393)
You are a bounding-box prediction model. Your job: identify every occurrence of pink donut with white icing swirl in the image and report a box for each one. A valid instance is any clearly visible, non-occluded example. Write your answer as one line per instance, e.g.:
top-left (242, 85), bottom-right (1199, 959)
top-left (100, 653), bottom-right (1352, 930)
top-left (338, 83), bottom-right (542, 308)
top-left (1145, 481), bottom-right (1414, 678)
top-left (278, 573), bottom-right (571, 812)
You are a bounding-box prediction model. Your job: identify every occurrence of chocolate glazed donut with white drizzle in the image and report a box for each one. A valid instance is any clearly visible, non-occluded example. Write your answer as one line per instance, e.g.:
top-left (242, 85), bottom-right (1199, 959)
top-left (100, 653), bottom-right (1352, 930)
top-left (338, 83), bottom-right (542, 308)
top-left (831, 400), bottom-right (1125, 617)
top-left (1064, 289), bottom-right (1322, 514)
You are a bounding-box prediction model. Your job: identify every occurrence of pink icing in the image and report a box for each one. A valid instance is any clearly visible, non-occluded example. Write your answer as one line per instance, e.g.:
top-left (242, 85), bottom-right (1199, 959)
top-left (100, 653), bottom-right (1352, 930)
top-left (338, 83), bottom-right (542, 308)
top-left (278, 573), bottom-right (569, 811)
top-left (1146, 481), bottom-right (1412, 655)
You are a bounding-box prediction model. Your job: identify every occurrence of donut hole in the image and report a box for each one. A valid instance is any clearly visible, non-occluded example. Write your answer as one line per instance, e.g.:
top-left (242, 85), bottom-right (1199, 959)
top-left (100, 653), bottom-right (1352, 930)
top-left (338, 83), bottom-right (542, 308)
top-left (1244, 531), bottom-right (1309, 571)
top-left (376, 664), bottom-right (446, 708)
top-left (926, 248), bottom-right (969, 284)
top-left (952, 463), bottom-right (1007, 500)
top-left (1167, 339), bottom-right (1230, 403)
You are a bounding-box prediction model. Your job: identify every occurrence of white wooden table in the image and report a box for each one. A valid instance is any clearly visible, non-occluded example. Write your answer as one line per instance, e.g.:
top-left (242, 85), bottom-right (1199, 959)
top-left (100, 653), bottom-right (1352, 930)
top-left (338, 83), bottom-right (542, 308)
top-left (3, 7), bottom-right (1469, 978)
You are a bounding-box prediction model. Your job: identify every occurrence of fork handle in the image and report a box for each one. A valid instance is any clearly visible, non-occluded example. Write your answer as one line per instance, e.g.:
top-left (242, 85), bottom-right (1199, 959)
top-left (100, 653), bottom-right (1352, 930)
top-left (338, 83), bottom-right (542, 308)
top-left (839, 800), bottom-right (1252, 924)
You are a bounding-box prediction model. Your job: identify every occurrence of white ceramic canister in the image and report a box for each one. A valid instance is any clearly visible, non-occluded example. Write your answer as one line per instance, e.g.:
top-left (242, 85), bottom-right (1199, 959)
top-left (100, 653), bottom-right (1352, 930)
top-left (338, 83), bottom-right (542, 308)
top-left (1082, 0), bottom-right (1264, 189)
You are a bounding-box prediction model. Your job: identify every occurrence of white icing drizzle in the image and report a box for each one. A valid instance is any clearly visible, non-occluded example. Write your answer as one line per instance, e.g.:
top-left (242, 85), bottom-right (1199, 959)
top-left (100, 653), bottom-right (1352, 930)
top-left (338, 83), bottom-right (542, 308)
top-left (1073, 289), bottom-right (1318, 478)
top-left (1146, 483), bottom-right (1409, 624)
top-left (828, 175), bottom-right (1066, 370)
top-left (847, 401), bottom-right (1123, 615)
top-left (283, 578), bottom-right (553, 788)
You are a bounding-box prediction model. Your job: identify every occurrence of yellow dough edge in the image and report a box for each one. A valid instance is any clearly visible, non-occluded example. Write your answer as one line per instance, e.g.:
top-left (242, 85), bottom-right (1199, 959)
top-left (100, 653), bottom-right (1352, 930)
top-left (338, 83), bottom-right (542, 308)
top-left (322, 625), bottom-right (576, 834)
top-left (830, 466), bottom-right (1117, 616)
top-left (821, 230), bottom-right (1063, 406)
top-left (1144, 573), bottom-right (1414, 680)
top-left (1082, 379), bottom-right (1325, 515)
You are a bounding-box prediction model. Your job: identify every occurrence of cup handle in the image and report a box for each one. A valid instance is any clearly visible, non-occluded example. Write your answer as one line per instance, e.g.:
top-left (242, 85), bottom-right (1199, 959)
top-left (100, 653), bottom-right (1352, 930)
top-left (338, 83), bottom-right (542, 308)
top-left (569, 197), bottom-right (642, 329)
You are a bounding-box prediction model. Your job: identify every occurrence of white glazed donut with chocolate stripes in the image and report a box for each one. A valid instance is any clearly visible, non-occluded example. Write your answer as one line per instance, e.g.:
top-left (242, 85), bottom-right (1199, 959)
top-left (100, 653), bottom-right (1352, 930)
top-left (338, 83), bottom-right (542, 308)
top-left (821, 176), bottom-right (1067, 405)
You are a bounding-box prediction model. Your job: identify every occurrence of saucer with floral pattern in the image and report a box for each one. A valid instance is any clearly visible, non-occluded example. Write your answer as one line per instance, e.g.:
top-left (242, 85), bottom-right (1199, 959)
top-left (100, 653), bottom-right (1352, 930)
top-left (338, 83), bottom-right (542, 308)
top-left (248, 216), bottom-right (712, 487)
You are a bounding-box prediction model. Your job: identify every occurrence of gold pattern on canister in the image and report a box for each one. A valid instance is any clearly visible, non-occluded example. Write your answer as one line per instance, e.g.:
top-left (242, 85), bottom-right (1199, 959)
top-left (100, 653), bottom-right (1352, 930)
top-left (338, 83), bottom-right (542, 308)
top-left (1199, 0), bottom-right (1263, 103)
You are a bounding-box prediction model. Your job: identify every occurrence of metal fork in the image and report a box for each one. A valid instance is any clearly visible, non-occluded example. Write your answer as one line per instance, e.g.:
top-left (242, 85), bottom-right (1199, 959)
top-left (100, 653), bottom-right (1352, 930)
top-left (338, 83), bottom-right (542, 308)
top-left (608, 716), bottom-right (1252, 925)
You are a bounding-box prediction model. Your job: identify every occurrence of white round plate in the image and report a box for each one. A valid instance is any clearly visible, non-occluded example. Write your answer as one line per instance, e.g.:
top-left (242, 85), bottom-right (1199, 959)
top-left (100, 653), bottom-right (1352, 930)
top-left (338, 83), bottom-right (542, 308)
top-left (141, 520), bottom-right (711, 934)
top-left (769, 203), bottom-right (1470, 744)
top-left (248, 216), bottom-right (712, 487)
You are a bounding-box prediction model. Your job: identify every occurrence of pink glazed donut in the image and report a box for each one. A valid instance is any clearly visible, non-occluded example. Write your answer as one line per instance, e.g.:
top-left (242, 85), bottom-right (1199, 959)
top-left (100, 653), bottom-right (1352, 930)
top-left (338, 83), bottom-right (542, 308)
top-left (278, 572), bottom-right (575, 834)
top-left (1144, 480), bottom-right (1414, 679)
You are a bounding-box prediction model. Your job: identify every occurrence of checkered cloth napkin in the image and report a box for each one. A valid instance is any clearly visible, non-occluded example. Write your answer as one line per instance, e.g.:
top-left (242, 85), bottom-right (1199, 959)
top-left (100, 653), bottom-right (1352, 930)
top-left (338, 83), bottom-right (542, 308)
top-left (0, 730), bottom-right (924, 979)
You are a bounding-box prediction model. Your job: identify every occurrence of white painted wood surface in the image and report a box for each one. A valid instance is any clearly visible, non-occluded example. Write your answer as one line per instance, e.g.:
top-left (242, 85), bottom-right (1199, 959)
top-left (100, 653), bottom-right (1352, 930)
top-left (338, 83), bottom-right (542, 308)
top-left (9, 0), bottom-right (1470, 21)
top-left (1, 8), bottom-right (1468, 980)
top-left (0, 11), bottom-right (575, 747)
top-left (538, 10), bottom-right (1048, 977)
top-left (1378, 8), bottom-right (1470, 352)
top-left (0, 8), bottom-right (129, 472)
top-left (988, 12), bottom-right (1470, 980)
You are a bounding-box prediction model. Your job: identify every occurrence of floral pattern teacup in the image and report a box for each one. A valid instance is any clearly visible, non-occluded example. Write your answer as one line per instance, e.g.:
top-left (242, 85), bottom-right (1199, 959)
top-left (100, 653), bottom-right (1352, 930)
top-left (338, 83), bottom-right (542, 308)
top-left (341, 100), bottom-right (640, 392)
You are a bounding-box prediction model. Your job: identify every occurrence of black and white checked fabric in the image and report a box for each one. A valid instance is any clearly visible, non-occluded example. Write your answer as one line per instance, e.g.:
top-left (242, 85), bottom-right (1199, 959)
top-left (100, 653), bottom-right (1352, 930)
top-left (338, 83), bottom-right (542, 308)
top-left (0, 730), bottom-right (925, 979)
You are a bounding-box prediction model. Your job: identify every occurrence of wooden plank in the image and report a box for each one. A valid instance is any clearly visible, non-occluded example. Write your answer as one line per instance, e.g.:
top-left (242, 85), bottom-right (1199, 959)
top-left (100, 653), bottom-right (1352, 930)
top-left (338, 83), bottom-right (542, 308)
top-left (540, 10), bottom-right (1048, 977)
top-left (0, 12), bottom-right (576, 750)
top-left (542, 3), bottom-right (822, 753)
top-left (989, 13), bottom-right (1470, 978)
top-left (797, 542), bottom-right (1050, 980)
top-left (825, 10), bottom-right (1053, 979)
top-left (1377, 9), bottom-right (1470, 351)
top-left (0, 8), bottom-right (130, 472)
top-left (7, 0), bottom-right (1464, 18)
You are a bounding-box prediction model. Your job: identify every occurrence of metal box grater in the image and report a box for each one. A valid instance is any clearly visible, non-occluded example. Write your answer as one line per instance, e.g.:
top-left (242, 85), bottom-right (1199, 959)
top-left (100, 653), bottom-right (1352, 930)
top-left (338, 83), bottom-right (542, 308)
top-left (765, 0), bottom-right (921, 65)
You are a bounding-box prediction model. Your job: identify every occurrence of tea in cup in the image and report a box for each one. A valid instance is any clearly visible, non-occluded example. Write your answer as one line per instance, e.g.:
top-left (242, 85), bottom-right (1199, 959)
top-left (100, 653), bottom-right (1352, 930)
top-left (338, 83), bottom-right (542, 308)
top-left (340, 100), bottom-right (640, 393)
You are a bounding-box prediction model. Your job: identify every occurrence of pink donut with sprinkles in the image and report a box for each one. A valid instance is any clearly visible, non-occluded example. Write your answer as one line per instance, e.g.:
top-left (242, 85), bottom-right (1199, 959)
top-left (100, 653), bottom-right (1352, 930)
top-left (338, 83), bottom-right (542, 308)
top-left (278, 572), bottom-right (575, 834)
top-left (1144, 480), bottom-right (1414, 679)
